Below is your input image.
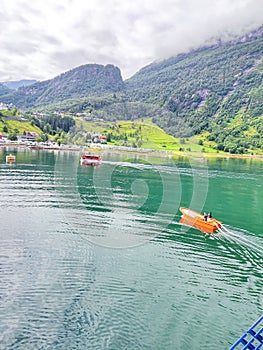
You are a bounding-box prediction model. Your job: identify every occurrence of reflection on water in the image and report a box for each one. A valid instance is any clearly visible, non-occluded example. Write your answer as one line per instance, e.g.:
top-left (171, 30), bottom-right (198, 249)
top-left (0, 148), bottom-right (262, 349)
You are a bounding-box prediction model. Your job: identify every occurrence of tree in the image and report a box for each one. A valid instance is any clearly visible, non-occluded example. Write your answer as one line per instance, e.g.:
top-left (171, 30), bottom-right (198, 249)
top-left (11, 106), bottom-right (18, 116)
top-left (36, 133), bottom-right (48, 142)
top-left (8, 133), bottom-right (18, 141)
top-left (180, 138), bottom-right (186, 144)
top-left (43, 124), bottom-right (51, 134)
top-left (217, 143), bottom-right (224, 151)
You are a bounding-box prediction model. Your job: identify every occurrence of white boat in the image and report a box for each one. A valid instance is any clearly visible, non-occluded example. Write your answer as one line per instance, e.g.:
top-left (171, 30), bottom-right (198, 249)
top-left (6, 154), bottom-right (16, 163)
top-left (80, 153), bottom-right (102, 166)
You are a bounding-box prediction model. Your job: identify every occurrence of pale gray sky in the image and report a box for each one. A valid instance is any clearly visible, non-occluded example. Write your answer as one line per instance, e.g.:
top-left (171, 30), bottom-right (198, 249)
top-left (1, 0), bottom-right (263, 81)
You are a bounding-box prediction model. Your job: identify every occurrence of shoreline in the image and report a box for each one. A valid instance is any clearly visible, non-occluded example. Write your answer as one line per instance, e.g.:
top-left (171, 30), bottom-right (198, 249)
top-left (1, 143), bottom-right (263, 160)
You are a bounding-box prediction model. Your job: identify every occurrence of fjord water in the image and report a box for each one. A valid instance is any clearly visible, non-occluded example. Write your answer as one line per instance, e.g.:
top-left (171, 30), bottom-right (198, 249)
top-left (0, 148), bottom-right (262, 350)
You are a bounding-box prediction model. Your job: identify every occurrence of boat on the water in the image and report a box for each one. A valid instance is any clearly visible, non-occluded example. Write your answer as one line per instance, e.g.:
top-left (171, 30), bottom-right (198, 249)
top-left (179, 207), bottom-right (222, 233)
top-left (80, 153), bottom-right (102, 166)
top-left (6, 154), bottom-right (16, 164)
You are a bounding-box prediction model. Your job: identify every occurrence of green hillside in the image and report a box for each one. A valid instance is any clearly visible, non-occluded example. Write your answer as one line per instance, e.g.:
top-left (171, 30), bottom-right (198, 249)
top-left (74, 118), bottom-right (216, 152)
top-left (0, 120), bottom-right (41, 134)
top-left (1, 27), bottom-right (263, 154)
top-left (123, 28), bottom-right (263, 153)
top-left (1, 64), bottom-right (124, 109)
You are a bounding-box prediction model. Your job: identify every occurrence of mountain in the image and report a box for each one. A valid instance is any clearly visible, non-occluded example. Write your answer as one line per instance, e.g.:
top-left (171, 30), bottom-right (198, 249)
top-left (2, 80), bottom-right (38, 90)
top-left (0, 83), bottom-right (12, 97)
top-left (125, 28), bottom-right (263, 135)
top-left (123, 27), bottom-right (263, 152)
top-left (1, 64), bottom-right (124, 108)
top-left (1, 26), bottom-right (263, 153)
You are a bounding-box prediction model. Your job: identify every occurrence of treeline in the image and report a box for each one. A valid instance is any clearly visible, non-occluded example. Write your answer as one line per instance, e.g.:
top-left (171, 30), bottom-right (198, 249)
top-left (124, 33), bottom-right (263, 153)
top-left (30, 114), bottom-right (75, 135)
top-left (36, 94), bottom-right (160, 123)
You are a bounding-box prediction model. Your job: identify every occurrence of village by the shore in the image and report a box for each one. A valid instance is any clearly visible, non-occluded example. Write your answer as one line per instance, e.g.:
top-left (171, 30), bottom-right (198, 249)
top-left (1, 135), bottom-right (263, 160)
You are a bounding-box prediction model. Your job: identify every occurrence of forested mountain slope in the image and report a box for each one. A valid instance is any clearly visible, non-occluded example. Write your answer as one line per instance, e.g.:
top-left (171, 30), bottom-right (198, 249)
top-left (123, 27), bottom-right (263, 152)
top-left (1, 27), bottom-right (263, 153)
top-left (2, 64), bottom-right (124, 109)
top-left (126, 28), bottom-right (263, 131)
top-left (0, 83), bottom-right (11, 97)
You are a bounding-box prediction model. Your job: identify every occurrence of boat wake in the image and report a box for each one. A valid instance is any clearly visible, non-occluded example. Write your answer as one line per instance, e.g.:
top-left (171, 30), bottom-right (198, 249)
top-left (217, 224), bottom-right (263, 255)
top-left (208, 224), bottom-right (263, 276)
top-left (173, 219), bottom-right (263, 263)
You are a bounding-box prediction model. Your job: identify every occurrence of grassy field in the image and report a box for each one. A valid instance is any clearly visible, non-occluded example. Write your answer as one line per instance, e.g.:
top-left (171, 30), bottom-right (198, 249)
top-left (0, 120), bottom-right (42, 134)
top-left (75, 118), bottom-right (218, 152)
top-left (0, 115), bottom-right (221, 154)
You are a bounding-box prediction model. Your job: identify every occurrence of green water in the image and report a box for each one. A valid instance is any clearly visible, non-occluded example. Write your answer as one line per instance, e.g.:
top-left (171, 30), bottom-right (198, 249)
top-left (0, 147), bottom-right (262, 349)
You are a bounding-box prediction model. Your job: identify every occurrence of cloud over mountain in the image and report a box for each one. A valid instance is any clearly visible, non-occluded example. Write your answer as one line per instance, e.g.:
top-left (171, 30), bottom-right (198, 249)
top-left (1, 0), bottom-right (263, 81)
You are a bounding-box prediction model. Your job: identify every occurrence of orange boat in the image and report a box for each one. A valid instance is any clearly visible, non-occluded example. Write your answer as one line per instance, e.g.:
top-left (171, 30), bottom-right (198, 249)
top-left (179, 207), bottom-right (222, 233)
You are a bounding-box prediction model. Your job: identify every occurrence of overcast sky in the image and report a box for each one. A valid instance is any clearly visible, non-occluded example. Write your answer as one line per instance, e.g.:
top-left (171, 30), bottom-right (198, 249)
top-left (1, 0), bottom-right (263, 82)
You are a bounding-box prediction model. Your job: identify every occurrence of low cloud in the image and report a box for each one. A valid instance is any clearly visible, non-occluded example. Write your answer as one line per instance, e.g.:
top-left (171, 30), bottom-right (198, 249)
top-left (0, 0), bottom-right (263, 82)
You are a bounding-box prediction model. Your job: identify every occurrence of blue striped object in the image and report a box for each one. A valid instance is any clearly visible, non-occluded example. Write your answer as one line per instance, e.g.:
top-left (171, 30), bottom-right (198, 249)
top-left (229, 315), bottom-right (263, 350)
